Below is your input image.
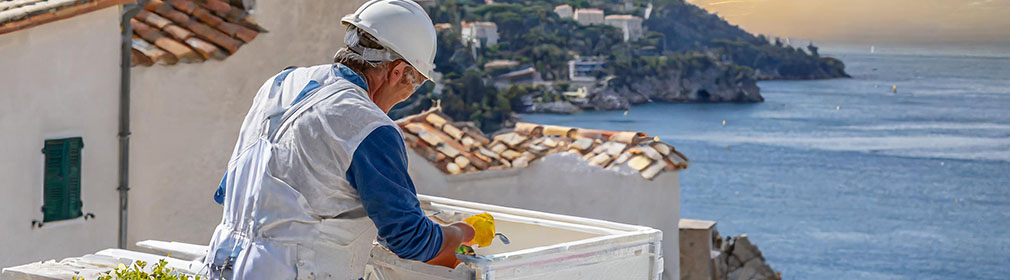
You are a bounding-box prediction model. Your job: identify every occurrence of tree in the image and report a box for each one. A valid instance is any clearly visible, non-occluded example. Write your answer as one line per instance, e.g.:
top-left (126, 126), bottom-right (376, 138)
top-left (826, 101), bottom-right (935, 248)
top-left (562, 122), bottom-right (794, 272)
top-left (807, 42), bottom-right (819, 57)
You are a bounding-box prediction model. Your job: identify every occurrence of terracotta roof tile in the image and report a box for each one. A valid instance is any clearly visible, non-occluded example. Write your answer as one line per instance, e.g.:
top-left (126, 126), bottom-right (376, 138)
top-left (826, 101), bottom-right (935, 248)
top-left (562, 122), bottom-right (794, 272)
top-left (130, 18), bottom-right (161, 40)
top-left (129, 0), bottom-right (263, 67)
top-left (154, 37), bottom-right (202, 63)
top-left (232, 23), bottom-right (257, 42)
top-left (200, 0), bottom-right (230, 13)
top-left (131, 48), bottom-right (154, 66)
top-left (214, 20), bottom-right (242, 37)
top-left (162, 24), bottom-right (192, 40)
top-left (191, 6), bottom-right (221, 26)
top-left (165, 0), bottom-right (195, 14)
top-left (184, 37), bottom-right (225, 60)
top-left (397, 108), bottom-right (689, 180)
top-left (136, 10), bottom-right (171, 28)
top-left (132, 36), bottom-right (177, 65)
top-left (152, 2), bottom-right (189, 25)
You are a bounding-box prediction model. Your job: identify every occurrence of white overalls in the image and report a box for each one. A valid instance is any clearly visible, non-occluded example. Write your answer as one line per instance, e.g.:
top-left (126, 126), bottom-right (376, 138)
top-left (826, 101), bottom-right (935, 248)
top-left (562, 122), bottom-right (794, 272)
top-left (204, 64), bottom-right (399, 280)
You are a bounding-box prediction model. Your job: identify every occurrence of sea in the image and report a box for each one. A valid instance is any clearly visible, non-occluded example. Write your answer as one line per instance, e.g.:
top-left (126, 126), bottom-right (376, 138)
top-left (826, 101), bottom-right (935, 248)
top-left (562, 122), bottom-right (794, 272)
top-left (521, 43), bottom-right (1010, 279)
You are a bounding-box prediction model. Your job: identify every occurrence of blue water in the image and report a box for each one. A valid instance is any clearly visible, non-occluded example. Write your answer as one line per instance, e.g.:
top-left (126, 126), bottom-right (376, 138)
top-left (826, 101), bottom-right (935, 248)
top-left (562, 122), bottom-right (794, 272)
top-left (522, 47), bottom-right (1010, 279)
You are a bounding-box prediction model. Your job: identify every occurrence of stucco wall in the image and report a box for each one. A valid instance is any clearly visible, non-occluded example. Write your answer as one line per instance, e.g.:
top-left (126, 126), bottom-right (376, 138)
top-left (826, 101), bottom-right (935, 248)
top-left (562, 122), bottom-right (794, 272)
top-left (127, 0), bottom-right (369, 247)
top-left (407, 152), bottom-right (682, 279)
top-left (0, 7), bottom-right (122, 268)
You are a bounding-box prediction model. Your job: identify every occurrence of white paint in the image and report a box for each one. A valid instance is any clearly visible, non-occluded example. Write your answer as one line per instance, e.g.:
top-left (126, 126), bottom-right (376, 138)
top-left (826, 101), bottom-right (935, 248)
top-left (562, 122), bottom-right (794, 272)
top-left (0, 7), bottom-right (122, 268)
top-left (408, 152), bottom-right (682, 279)
top-left (127, 0), bottom-right (370, 248)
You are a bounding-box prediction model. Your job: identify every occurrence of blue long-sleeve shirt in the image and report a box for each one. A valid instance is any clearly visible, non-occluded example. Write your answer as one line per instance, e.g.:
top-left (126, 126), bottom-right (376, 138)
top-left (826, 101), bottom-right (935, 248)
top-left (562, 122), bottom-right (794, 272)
top-left (345, 125), bottom-right (443, 262)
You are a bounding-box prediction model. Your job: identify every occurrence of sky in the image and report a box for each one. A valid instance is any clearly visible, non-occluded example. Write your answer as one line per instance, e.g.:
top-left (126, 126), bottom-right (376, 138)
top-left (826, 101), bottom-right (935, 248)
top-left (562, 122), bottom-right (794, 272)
top-left (686, 0), bottom-right (1010, 44)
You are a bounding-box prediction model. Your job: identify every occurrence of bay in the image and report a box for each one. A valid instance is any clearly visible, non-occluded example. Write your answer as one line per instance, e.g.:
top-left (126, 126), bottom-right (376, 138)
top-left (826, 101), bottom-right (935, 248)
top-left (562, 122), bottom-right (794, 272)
top-left (521, 45), bottom-right (1010, 279)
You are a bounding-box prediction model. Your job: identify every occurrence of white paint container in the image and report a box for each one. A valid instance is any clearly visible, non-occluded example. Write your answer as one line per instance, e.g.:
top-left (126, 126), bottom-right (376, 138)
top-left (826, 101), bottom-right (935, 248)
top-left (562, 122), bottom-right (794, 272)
top-left (408, 152), bottom-right (681, 279)
top-left (363, 195), bottom-right (664, 280)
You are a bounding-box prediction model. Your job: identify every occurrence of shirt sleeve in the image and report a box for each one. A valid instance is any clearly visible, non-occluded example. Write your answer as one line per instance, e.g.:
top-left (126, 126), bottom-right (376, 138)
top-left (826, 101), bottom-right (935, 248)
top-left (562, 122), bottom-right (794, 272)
top-left (345, 125), bottom-right (443, 262)
top-left (214, 174), bottom-right (226, 205)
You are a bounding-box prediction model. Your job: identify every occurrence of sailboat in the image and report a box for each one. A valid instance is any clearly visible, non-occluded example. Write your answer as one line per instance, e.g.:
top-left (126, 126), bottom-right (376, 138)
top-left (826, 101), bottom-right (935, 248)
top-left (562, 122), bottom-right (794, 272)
top-left (870, 45), bottom-right (876, 54)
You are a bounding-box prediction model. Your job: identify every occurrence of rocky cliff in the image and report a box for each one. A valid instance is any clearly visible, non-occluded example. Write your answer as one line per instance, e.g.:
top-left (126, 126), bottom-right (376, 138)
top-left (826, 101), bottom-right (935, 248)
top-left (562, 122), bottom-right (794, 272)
top-left (581, 61), bottom-right (762, 111)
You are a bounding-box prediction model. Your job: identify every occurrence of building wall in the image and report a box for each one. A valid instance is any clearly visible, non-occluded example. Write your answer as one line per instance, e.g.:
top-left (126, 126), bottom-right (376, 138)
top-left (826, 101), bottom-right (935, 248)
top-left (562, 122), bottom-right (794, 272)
top-left (0, 7), bottom-right (122, 268)
top-left (605, 17), bottom-right (644, 41)
top-left (574, 10), bottom-right (605, 25)
top-left (407, 152), bottom-right (682, 279)
top-left (554, 5), bottom-right (573, 19)
top-left (127, 0), bottom-right (369, 248)
top-left (461, 23), bottom-right (498, 48)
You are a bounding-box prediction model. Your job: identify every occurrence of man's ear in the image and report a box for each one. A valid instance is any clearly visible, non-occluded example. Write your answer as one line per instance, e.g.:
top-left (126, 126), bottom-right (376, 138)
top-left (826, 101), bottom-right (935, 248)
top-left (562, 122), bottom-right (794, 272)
top-left (389, 60), bottom-right (409, 85)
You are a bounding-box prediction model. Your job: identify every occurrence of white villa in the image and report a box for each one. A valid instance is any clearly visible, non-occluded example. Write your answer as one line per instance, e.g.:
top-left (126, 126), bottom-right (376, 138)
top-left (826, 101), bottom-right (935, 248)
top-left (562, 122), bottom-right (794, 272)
top-left (574, 8), bottom-right (605, 25)
top-left (605, 14), bottom-right (644, 41)
top-left (554, 4), bottom-right (573, 19)
top-left (461, 21), bottom-right (499, 48)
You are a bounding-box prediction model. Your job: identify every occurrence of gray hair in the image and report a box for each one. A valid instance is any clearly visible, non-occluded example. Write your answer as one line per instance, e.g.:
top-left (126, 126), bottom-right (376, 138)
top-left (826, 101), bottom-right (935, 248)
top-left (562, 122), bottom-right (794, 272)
top-left (333, 26), bottom-right (389, 73)
top-left (334, 26), bottom-right (424, 88)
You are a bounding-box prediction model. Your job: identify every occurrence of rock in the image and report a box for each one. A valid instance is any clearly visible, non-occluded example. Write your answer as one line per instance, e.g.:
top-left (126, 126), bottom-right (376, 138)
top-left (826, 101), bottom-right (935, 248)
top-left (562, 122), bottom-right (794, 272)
top-left (727, 264), bottom-right (757, 280)
top-left (731, 234), bottom-right (761, 263)
top-left (715, 233), bottom-right (779, 280)
top-left (595, 57), bottom-right (763, 104)
top-left (727, 254), bottom-right (743, 271)
top-left (531, 101), bottom-right (581, 114)
top-left (743, 257), bottom-right (777, 280)
top-left (588, 90), bottom-right (631, 111)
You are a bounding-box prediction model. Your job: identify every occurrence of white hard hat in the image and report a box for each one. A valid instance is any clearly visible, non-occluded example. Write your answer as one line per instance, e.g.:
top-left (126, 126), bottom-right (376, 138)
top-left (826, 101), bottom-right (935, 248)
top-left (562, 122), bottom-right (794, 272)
top-left (342, 0), bottom-right (437, 81)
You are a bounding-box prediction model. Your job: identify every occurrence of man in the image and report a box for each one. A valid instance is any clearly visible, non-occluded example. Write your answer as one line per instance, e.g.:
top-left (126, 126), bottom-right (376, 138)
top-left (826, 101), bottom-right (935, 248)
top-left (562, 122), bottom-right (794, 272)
top-left (203, 1), bottom-right (474, 279)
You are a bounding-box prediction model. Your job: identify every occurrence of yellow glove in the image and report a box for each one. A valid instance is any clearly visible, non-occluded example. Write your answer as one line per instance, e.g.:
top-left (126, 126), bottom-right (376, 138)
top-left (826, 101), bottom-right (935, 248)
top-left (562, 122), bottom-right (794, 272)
top-left (463, 213), bottom-right (496, 248)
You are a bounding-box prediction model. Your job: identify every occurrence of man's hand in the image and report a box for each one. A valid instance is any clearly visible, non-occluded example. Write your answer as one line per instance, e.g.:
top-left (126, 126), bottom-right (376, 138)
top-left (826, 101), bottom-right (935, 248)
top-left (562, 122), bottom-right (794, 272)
top-left (425, 222), bottom-right (475, 268)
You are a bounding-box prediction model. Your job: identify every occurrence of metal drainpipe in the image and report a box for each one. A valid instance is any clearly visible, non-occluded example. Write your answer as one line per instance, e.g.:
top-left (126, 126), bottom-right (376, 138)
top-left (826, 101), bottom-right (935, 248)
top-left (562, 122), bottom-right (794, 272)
top-left (118, 2), bottom-right (142, 249)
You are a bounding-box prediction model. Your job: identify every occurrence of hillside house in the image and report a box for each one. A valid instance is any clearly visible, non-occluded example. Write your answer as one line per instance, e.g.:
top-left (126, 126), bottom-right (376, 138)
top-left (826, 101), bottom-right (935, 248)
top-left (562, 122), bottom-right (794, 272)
top-left (605, 14), bottom-right (644, 42)
top-left (569, 56), bottom-right (606, 82)
top-left (493, 66), bottom-right (540, 88)
top-left (461, 21), bottom-right (498, 48)
top-left (553, 4), bottom-right (572, 19)
top-left (433, 22), bottom-right (452, 32)
top-left (0, 0), bottom-right (132, 268)
top-left (397, 108), bottom-right (689, 278)
top-left (574, 8), bottom-right (604, 25)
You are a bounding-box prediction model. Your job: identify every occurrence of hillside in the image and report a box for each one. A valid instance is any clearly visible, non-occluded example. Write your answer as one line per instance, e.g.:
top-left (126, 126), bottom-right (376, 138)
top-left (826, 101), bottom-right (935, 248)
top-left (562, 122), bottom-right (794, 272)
top-left (645, 0), bottom-right (849, 79)
top-left (391, 0), bottom-right (848, 132)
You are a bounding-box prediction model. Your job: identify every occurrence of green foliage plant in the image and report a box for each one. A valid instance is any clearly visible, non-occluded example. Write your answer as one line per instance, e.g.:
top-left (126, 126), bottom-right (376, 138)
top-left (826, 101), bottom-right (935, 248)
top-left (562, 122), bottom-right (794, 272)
top-left (72, 259), bottom-right (201, 280)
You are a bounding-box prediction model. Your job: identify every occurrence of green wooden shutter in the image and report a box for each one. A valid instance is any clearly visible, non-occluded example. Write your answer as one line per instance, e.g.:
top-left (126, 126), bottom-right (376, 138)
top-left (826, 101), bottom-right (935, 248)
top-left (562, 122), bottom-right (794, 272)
top-left (42, 137), bottom-right (84, 222)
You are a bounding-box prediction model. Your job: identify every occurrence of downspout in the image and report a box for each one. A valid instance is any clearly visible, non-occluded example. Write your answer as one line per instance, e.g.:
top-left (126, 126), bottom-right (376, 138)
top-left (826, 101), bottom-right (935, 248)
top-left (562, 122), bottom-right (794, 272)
top-left (118, 2), bottom-right (142, 249)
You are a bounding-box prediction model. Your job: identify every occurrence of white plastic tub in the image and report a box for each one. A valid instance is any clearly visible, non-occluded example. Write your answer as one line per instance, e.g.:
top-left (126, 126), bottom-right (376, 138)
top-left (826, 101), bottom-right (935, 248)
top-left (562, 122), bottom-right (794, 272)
top-left (3, 196), bottom-right (662, 280)
top-left (363, 195), bottom-right (664, 280)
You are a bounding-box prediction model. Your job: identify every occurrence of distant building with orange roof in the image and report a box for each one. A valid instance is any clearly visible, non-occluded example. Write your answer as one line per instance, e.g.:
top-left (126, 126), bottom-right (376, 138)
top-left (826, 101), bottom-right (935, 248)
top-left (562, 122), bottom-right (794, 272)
top-left (574, 8), bottom-right (604, 25)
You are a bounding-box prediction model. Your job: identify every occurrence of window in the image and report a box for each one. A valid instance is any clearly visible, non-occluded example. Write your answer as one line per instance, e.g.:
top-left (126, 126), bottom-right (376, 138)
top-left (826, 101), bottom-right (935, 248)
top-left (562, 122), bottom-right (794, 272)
top-left (41, 137), bottom-right (83, 222)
